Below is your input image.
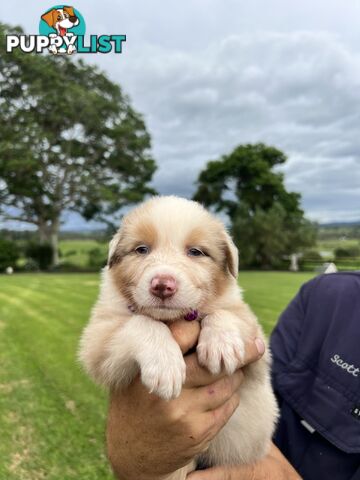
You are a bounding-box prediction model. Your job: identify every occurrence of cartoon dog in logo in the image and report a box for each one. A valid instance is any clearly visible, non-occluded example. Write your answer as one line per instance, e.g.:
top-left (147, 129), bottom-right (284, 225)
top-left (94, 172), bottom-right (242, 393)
top-left (41, 6), bottom-right (79, 55)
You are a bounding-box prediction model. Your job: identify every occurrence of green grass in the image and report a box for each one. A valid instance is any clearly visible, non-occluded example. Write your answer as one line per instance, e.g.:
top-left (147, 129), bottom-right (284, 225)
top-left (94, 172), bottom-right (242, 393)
top-left (59, 239), bottom-right (108, 267)
top-left (318, 238), bottom-right (359, 250)
top-left (0, 271), bottom-right (315, 479)
top-left (0, 274), bottom-right (111, 480)
top-left (239, 271), bottom-right (315, 334)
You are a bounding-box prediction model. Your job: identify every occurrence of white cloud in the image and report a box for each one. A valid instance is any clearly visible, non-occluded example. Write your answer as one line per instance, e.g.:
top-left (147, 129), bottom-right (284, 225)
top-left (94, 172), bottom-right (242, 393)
top-left (97, 30), bottom-right (359, 222)
top-left (1, 1), bottom-right (360, 225)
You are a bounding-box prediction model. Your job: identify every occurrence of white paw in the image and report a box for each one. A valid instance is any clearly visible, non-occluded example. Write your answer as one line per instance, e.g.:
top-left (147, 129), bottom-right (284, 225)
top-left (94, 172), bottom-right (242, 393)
top-left (48, 45), bottom-right (58, 55)
top-left (67, 45), bottom-right (76, 55)
top-left (137, 344), bottom-right (186, 400)
top-left (197, 327), bottom-right (245, 375)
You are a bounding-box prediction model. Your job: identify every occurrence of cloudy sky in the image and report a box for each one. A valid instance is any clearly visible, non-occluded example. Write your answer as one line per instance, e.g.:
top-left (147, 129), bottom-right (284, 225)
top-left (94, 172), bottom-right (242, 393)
top-left (1, 0), bottom-right (360, 228)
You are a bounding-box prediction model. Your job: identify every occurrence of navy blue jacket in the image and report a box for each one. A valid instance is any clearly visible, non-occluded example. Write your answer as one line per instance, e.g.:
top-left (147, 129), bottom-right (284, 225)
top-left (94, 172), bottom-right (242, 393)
top-left (270, 272), bottom-right (360, 480)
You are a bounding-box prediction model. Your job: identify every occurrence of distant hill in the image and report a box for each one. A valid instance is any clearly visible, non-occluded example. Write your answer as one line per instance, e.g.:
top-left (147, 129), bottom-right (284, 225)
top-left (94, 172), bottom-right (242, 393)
top-left (320, 221), bottom-right (360, 228)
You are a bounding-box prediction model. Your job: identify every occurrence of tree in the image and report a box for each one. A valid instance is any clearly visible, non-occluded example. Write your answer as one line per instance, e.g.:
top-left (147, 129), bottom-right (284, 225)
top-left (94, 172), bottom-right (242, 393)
top-left (24, 242), bottom-right (53, 271)
top-left (335, 246), bottom-right (360, 259)
top-left (193, 143), bottom-right (316, 269)
top-left (0, 237), bottom-right (20, 271)
top-left (0, 23), bottom-right (156, 266)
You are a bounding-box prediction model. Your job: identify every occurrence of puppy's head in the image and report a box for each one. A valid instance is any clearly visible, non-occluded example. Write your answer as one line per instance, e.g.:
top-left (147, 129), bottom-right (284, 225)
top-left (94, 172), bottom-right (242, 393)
top-left (61, 7), bottom-right (79, 27)
top-left (108, 196), bottom-right (238, 321)
top-left (41, 7), bottom-right (79, 30)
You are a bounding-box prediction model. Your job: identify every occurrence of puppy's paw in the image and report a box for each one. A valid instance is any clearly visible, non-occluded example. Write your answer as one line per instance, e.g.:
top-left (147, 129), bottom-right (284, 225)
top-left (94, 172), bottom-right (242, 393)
top-left (197, 326), bottom-right (245, 375)
top-left (137, 343), bottom-right (186, 400)
top-left (48, 45), bottom-right (58, 55)
top-left (67, 44), bottom-right (76, 55)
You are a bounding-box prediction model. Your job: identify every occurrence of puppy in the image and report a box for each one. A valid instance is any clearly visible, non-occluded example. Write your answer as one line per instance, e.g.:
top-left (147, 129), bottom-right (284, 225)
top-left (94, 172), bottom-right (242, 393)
top-left (79, 196), bottom-right (278, 474)
top-left (41, 6), bottom-right (79, 55)
top-left (41, 7), bottom-right (79, 37)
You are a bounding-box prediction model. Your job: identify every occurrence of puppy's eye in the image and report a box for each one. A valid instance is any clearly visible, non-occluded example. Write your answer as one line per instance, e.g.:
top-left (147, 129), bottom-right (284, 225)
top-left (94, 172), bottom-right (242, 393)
top-left (187, 247), bottom-right (205, 257)
top-left (135, 245), bottom-right (150, 255)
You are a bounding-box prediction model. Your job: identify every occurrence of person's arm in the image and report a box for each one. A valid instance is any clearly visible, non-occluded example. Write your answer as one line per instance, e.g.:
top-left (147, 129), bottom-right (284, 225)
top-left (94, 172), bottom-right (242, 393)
top-left (106, 319), bottom-right (265, 480)
top-left (187, 442), bottom-right (301, 479)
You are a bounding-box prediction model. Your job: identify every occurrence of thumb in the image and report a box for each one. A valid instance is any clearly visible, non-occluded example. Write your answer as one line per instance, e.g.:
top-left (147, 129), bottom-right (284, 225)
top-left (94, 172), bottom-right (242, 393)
top-left (169, 319), bottom-right (200, 354)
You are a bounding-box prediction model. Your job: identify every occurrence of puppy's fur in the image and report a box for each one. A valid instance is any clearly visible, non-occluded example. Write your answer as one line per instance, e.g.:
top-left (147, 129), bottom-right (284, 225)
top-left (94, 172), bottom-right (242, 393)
top-left (79, 196), bottom-right (278, 474)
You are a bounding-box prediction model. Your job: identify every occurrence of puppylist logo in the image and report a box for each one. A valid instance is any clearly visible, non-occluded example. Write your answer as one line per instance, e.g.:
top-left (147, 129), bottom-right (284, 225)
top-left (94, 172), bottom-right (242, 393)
top-left (6, 5), bottom-right (126, 55)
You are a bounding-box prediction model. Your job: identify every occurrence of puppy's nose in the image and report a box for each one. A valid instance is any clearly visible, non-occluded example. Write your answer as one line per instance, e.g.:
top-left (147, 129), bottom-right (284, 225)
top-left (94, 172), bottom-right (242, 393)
top-left (70, 15), bottom-right (78, 22)
top-left (150, 275), bottom-right (177, 299)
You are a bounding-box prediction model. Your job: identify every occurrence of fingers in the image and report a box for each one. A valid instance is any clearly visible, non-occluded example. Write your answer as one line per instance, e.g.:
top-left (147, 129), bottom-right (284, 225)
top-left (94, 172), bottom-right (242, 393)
top-left (187, 445), bottom-right (301, 480)
top-left (194, 370), bottom-right (244, 411)
top-left (187, 465), bottom-right (252, 479)
top-left (169, 320), bottom-right (201, 354)
top-left (207, 391), bottom-right (240, 437)
top-left (213, 391), bottom-right (240, 425)
top-left (185, 338), bottom-right (265, 388)
top-left (169, 321), bottom-right (265, 363)
top-left (187, 467), bottom-right (232, 479)
top-left (184, 353), bottom-right (228, 388)
top-left (242, 337), bottom-right (265, 366)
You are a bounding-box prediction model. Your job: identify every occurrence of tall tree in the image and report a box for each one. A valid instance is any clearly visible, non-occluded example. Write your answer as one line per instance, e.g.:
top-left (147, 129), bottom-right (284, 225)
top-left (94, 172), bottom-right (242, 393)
top-left (0, 23), bottom-right (156, 266)
top-left (193, 143), bottom-right (316, 268)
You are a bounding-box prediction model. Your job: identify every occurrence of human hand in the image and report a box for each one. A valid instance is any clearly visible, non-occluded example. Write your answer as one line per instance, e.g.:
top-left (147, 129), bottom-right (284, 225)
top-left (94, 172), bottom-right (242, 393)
top-left (186, 442), bottom-right (301, 480)
top-left (107, 319), bottom-right (265, 480)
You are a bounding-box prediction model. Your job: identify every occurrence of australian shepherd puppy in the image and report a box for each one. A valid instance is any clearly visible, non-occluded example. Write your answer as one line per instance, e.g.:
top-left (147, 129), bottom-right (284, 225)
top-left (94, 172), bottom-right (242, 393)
top-left (79, 196), bottom-right (278, 475)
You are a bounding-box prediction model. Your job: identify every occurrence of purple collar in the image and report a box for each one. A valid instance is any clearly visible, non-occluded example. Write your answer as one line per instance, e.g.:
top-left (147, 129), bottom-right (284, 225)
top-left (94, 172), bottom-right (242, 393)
top-left (183, 309), bottom-right (199, 321)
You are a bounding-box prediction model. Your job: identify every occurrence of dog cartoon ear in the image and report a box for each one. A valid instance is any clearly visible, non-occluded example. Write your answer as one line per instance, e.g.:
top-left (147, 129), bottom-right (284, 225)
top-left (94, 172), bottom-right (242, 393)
top-left (41, 9), bottom-right (57, 27)
top-left (63, 6), bottom-right (76, 17)
top-left (223, 231), bottom-right (239, 279)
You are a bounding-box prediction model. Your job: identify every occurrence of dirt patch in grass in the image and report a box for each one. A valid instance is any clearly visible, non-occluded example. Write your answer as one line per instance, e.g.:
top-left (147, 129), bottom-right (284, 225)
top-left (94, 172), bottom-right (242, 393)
top-left (0, 379), bottom-right (30, 394)
top-left (65, 399), bottom-right (77, 414)
top-left (7, 422), bottom-right (46, 480)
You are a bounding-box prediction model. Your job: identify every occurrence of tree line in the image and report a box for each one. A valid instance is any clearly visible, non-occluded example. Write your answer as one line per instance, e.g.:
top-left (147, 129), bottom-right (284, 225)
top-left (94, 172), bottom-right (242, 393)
top-left (0, 22), bottom-right (316, 271)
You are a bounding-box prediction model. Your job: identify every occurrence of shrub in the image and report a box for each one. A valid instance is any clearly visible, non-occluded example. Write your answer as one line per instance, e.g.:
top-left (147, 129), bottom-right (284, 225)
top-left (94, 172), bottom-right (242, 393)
top-left (52, 262), bottom-right (87, 272)
top-left (335, 246), bottom-right (360, 259)
top-left (88, 247), bottom-right (107, 268)
top-left (25, 243), bottom-right (53, 270)
top-left (64, 249), bottom-right (77, 257)
top-left (0, 238), bottom-right (20, 271)
top-left (22, 258), bottom-right (40, 272)
top-left (298, 250), bottom-right (323, 272)
top-left (301, 250), bottom-right (322, 261)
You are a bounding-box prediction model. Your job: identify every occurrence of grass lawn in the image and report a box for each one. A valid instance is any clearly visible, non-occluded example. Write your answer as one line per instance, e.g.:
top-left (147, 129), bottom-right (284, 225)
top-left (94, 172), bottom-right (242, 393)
top-left (0, 271), bottom-right (315, 479)
top-left (239, 271), bottom-right (315, 335)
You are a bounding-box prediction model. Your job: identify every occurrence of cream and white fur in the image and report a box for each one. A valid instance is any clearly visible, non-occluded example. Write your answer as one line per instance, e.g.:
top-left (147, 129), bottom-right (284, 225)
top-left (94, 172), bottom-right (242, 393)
top-left (79, 196), bottom-right (278, 476)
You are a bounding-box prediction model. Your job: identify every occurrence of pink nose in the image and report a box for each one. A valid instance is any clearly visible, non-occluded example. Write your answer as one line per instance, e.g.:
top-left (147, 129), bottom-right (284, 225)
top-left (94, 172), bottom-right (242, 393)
top-left (150, 275), bottom-right (177, 299)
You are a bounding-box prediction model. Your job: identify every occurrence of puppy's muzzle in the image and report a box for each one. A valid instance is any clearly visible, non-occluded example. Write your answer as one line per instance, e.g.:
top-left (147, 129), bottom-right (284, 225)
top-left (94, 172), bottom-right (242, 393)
top-left (150, 275), bottom-right (177, 300)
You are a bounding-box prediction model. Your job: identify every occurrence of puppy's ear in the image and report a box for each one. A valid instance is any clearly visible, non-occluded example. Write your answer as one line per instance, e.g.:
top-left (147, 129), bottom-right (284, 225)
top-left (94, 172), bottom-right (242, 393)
top-left (41, 9), bottom-right (57, 27)
top-left (222, 231), bottom-right (239, 279)
top-left (63, 6), bottom-right (76, 17)
top-left (108, 231), bottom-right (123, 268)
